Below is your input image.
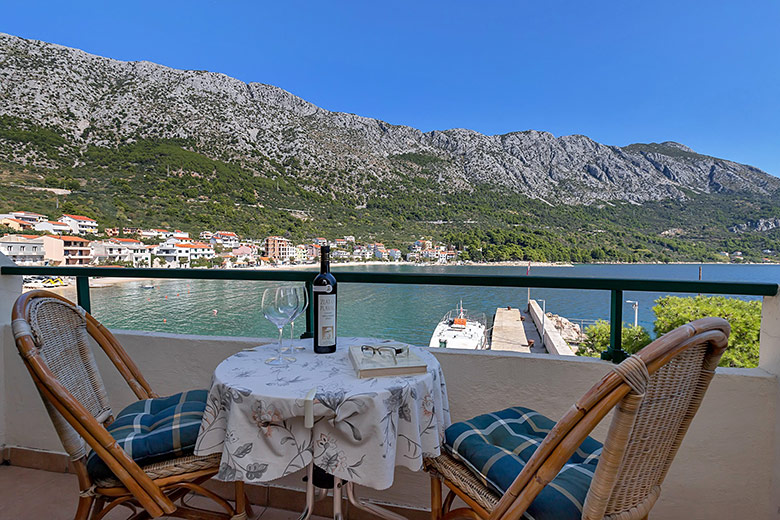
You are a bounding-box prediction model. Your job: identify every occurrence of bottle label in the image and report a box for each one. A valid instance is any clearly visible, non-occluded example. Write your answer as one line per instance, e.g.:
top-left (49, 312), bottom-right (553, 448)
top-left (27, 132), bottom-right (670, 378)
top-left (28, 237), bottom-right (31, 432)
top-left (317, 294), bottom-right (337, 346)
top-left (313, 285), bottom-right (333, 293)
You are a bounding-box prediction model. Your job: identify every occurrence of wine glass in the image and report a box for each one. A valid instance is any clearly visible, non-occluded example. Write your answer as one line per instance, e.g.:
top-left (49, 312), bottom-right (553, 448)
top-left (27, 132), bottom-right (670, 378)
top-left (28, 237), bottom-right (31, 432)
top-left (261, 287), bottom-right (297, 365)
top-left (289, 284), bottom-right (309, 352)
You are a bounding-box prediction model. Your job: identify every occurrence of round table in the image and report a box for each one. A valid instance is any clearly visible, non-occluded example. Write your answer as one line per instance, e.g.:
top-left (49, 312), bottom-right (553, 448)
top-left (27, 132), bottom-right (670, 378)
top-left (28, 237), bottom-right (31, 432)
top-left (194, 337), bottom-right (451, 491)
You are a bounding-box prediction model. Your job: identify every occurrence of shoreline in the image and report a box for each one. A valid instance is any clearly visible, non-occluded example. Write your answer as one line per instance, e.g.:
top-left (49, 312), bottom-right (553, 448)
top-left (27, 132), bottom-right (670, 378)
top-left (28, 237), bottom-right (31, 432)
top-left (22, 260), bottom-right (779, 295)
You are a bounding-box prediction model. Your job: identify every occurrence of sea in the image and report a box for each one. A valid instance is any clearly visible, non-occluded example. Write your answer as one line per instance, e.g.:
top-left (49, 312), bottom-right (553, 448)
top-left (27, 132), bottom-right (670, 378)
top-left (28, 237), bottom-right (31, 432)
top-left (88, 263), bottom-right (779, 346)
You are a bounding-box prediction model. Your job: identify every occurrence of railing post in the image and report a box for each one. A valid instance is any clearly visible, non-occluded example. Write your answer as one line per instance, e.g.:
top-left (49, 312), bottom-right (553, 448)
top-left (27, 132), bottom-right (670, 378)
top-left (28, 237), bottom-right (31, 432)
top-left (602, 289), bottom-right (628, 363)
top-left (300, 280), bottom-right (314, 339)
top-left (76, 276), bottom-right (91, 314)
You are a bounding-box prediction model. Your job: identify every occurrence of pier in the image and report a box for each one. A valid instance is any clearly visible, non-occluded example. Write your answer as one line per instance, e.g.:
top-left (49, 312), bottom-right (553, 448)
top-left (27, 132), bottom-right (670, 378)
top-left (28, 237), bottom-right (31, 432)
top-left (490, 306), bottom-right (545, 353)
top-left (490, 303), bottom-right (574, 355)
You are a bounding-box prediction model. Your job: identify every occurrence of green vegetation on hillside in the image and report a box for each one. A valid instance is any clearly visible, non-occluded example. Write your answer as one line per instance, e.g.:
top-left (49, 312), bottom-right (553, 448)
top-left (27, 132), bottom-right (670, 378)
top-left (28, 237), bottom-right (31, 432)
top-left (3, 115), bottom-right (780, 262)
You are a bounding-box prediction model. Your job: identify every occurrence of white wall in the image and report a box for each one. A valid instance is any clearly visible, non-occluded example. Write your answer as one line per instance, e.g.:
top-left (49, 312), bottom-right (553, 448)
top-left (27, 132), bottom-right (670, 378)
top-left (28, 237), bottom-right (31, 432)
top-left (0, 251), bottom-right (22, 448)
top-left (1, 327), bottom-right (777, 519)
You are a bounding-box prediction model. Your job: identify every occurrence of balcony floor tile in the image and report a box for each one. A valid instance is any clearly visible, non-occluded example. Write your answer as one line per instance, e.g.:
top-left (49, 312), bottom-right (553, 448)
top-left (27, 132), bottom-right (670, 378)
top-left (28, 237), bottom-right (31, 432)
top-left (0, 465), bottom-right (331, 520)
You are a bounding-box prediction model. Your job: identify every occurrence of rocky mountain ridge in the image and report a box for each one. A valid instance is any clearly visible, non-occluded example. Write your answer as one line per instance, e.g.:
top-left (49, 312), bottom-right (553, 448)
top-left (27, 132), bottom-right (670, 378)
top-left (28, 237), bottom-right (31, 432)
top-left (1, 32), bottom-right (777, 204)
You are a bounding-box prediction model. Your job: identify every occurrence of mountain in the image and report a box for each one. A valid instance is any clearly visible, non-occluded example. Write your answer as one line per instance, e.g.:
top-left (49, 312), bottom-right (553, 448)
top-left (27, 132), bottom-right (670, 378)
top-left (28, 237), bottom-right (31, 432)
top-left (1, 32), bottom-right (777, 206)
top-left (2, 32), bottom-right (780, 264)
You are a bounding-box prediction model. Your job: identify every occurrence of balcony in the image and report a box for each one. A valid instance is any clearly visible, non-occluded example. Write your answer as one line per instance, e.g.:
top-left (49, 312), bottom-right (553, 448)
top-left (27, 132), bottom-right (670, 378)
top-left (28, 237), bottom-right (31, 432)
top-left (0, 262), bottom-right (779, 519)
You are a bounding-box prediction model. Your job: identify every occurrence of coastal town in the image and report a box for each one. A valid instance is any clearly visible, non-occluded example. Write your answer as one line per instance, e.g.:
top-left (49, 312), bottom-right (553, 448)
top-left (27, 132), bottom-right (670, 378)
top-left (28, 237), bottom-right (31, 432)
top-left (1, 209), bottom-right (461, 268)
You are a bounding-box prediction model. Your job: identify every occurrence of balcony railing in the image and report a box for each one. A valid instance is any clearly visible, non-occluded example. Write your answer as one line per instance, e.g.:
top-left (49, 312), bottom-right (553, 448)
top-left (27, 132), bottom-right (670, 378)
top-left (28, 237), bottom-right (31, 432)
top-left (2, 265), bottom-right (777, 362)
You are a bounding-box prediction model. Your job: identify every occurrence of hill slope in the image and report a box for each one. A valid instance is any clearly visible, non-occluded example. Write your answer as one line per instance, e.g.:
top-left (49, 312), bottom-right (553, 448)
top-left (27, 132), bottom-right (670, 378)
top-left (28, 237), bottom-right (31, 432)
top-left (1, 32), bottom-right (778, 205)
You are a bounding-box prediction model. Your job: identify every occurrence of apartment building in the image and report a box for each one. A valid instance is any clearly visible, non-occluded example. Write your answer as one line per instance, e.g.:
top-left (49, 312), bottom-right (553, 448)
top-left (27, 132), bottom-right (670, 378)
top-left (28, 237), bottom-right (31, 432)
top-left (42, 235), bottom-right (93, 265)
top-left (0, 234), bottom-right (45, 265)
top-left (91, 238), bottom-right (151, 267)
top-left (263, 236), bottom-right (295, 262)
top-left (212, 231), bottom-right (240, 249)
top-left (8, 211), bottom-right (47, 224)
top-left (58, 214), bottom-right (98, 236)
top-left (34, 221), bottom-right (72, 234)
top-left (0, 218), bottom-right (33, 231)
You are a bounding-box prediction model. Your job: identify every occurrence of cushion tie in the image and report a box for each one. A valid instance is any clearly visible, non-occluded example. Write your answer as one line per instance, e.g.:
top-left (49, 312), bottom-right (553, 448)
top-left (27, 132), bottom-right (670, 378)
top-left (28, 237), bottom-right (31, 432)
top-left (611, 355), bottom-right (649, 396)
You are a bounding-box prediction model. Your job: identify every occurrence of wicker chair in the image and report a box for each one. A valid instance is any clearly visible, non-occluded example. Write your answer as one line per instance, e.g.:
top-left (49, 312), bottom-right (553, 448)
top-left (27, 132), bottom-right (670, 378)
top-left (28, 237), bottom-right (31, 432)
top-left (12, 290), bottom-right (249, 520)
top-left (424, 317), bottom-right (731, 520)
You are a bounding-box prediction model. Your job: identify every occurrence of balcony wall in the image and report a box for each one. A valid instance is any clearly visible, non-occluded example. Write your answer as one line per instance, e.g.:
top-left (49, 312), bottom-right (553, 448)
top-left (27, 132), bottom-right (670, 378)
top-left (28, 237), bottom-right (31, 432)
top-left (1, 269), bottom-right (779, 519)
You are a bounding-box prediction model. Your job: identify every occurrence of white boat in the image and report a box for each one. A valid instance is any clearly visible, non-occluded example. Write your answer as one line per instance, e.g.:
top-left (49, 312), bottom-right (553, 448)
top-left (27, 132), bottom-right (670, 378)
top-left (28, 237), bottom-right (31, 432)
top-left (429, 302), bottom-right (488, 350)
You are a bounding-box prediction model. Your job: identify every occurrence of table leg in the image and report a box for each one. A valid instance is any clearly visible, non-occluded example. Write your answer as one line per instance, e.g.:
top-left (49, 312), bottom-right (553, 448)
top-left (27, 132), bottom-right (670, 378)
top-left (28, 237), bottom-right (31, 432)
top-left (345, 481), bottom-right (407, 520)
top-left (298, 463), bottom-right (316, 520)
top-left (333, 478), bottom-right (344, 520)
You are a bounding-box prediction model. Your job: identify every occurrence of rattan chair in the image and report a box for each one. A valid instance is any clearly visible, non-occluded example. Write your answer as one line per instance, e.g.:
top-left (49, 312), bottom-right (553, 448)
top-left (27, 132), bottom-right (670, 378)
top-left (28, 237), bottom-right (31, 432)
top-left (424, 317), bottom-right (731, 520)
top-left (12, 290), bottom-right (249, 520)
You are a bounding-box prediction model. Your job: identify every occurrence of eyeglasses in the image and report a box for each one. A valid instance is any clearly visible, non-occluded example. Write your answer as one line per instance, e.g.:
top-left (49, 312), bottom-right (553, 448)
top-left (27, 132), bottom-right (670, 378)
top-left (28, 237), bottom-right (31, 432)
top-left (360, 344), bottom-right (408, 365)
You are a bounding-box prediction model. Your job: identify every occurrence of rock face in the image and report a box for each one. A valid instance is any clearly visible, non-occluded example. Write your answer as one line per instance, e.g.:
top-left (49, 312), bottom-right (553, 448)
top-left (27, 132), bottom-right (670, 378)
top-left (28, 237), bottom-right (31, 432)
top-left (730, 218), bottom-right (780, 233)
top-left (1, 32), bottom-right (777, 204)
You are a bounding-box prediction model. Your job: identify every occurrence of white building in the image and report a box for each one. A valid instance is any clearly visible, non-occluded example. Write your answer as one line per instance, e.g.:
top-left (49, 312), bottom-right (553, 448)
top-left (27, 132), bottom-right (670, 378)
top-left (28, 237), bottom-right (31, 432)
top-left (352, 246), bottom-right (373, 260)
top-left (91, 238), bottom-right (151, 267)
top-left (58, 214), bottom-right (98, 236)
top-left (154, 240), bottom-right (214, 267)
top-left (332, 249), bottom-right (350, 260)
top-left (199, 231), bottom-right (213, 240)
top-left (172, 230), bottom-right (189, 239)
top-left (34, 220), bottom-right (72, 234)
top-left (387, 249), bottom-right (402, 261)
top-left (9, 211), bottom-right (47, 224)
top-left (212, 231), bottom-right (240, 249)
top-left (295, 245), bottom-right (308, 263)
top-left (0, 234), bottom-right (45, 265)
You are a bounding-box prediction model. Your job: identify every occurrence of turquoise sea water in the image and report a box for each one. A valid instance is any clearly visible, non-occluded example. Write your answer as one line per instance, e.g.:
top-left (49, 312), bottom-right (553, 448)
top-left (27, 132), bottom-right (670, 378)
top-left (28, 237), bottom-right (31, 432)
top-left (89, 263), bottom-right (779, 346)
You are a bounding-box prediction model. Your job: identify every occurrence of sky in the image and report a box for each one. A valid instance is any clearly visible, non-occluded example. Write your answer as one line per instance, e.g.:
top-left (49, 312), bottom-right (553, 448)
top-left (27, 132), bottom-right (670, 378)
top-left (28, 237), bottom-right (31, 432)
top-left (3, 1), bottom-right (779, 175)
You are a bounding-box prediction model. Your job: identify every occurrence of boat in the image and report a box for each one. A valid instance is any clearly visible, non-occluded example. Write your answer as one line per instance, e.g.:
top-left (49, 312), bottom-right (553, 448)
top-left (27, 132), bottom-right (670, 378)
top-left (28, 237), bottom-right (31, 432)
top-left (428, 301), bottom-right (489, 350)
top-left (141, 284), bottom-right (156, 289)
top-left (42, 277), bottom-right (67, 288)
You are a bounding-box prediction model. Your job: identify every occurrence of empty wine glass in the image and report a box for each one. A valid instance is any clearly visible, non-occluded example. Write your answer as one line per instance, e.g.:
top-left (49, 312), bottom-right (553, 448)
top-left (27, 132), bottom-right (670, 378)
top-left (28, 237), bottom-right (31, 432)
top-left (261, 287), bottom-right (297, 365)
top-left (289, 284), bottom-right (309, 351)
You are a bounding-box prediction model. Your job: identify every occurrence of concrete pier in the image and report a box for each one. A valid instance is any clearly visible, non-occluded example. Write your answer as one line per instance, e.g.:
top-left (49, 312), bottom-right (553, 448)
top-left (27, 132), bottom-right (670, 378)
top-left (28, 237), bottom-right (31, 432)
top-left (491, 307), bottom-right (529, 352)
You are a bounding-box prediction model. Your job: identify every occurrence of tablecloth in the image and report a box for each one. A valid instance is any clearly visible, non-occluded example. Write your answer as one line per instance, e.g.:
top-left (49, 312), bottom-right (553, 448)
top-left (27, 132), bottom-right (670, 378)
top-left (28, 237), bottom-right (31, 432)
top-left (194, 337), bottom-right (450, 490)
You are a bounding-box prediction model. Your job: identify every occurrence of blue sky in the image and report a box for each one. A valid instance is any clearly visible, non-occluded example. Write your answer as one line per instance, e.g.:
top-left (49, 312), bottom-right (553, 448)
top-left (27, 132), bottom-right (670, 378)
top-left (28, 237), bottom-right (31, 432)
top-left (3, 1), bottom-right (779, 175)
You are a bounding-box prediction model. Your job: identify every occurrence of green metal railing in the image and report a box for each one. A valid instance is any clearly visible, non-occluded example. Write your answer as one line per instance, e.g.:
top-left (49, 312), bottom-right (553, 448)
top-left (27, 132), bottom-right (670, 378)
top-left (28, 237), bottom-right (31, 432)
top-left (2, 265), bottom-right (777, 363)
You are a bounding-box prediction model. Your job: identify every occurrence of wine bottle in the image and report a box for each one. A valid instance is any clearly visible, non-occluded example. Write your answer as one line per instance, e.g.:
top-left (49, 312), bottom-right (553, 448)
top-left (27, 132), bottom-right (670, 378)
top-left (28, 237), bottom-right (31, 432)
top-left (313, 245), bottom-right (337, 353)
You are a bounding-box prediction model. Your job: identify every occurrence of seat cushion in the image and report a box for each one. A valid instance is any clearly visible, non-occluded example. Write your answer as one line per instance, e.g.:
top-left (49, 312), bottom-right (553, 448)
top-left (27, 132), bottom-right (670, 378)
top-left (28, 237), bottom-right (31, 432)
top-left (444, 406), bottom-right (602, 520)
top-left (87, 389), bottom-right (208, 481)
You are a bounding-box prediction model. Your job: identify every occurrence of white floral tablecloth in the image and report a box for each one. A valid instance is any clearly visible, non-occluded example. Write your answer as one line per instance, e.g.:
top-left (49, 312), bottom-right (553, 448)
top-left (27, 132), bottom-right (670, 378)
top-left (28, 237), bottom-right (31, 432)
top-left (194, 337), bottom-right (450, 490)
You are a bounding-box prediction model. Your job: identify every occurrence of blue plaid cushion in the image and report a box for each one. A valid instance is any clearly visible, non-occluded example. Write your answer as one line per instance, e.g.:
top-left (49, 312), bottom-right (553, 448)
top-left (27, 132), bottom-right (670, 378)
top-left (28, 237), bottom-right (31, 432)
top-left (87, 389), bottom-right (208, 480)
top-left (445, 407), bottom-right (602, 520)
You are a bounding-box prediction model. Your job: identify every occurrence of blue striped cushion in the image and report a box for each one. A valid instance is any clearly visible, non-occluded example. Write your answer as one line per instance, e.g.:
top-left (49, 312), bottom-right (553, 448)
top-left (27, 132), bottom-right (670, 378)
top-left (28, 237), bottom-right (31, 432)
top-left (87, 389), bottom-right (207, 480)
top-left (445, 407), bottom-right (602, 520)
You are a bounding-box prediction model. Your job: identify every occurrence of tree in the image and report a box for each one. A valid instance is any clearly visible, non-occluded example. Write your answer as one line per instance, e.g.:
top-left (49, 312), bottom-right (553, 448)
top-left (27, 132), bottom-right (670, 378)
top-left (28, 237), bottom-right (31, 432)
top-left (653, 295), bottom-right (760, 368)
top-left (576, 320), bottom-right (651, 358)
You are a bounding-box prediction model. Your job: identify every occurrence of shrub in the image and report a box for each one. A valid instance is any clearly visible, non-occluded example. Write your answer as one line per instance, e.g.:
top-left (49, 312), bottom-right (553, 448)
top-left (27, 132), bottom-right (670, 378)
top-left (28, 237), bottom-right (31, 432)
top-left (652, 295), bottom-right (760, 368)
top-left (576, 320), bottom-right (651, 358)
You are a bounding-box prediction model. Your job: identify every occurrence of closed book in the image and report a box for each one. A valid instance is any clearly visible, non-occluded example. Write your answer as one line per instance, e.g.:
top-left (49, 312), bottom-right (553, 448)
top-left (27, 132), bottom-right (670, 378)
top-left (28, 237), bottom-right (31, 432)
top-left (348, 345), bottom-right (428, 378)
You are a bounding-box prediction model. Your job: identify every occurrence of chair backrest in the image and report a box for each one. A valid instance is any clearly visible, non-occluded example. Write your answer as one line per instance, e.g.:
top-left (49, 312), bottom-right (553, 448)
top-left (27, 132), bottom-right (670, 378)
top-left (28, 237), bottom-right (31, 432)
top-left (492, 317), bottom-right (730, 520)
top-left (12, 290), bottom-right (156, 460)
top-left (588, 337), bottom-right (720, 519)
top-left (13, 295), bottom-right (112, 459)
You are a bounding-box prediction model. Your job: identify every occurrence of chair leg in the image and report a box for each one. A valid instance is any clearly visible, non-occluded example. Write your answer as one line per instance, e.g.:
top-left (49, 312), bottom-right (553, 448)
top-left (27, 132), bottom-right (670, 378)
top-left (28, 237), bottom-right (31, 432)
top-left (74, 495), bottom-right (94, 520)
top-left (235, 480), bottom-right (248, 518)
top-left (431, 475), bottom-right (443, 520)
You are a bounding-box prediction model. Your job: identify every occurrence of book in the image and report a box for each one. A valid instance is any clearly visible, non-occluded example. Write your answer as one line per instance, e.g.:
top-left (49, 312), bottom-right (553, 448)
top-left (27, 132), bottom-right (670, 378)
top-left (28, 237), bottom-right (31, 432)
top-left (348, 344), bottom-right (428, 378)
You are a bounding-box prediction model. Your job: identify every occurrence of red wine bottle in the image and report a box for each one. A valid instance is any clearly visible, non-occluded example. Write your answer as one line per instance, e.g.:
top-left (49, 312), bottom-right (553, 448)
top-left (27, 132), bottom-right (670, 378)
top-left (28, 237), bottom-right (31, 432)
top-left (313, 245), bottom-right (337, 353)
